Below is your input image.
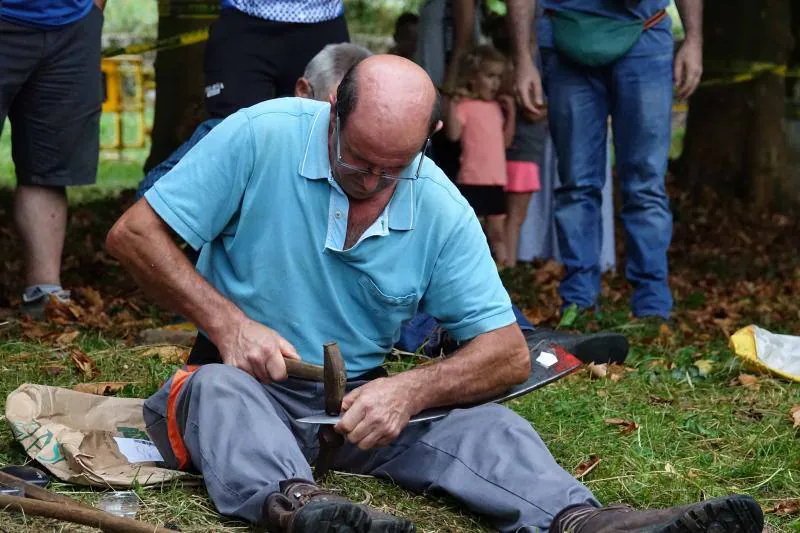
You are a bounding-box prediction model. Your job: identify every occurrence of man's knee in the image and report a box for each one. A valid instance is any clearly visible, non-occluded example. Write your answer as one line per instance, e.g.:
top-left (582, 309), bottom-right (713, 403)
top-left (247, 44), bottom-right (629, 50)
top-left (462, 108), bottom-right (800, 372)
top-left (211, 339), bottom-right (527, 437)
top-left (188, 363), bottom-right (256, 395)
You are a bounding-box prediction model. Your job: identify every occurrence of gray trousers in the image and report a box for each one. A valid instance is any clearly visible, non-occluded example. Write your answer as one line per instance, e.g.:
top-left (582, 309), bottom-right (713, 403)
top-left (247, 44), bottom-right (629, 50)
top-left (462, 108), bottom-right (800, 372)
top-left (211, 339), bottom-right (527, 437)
top-left (143, 364), bottom-right (598, 531)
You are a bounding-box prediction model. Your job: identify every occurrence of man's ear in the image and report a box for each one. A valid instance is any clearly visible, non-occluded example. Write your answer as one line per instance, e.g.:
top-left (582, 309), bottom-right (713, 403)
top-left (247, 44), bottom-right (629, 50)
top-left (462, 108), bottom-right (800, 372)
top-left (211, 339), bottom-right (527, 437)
top-left (433, 120), bottom-right (444, 134)
top-left (295, 77), bottom-right (313, 99)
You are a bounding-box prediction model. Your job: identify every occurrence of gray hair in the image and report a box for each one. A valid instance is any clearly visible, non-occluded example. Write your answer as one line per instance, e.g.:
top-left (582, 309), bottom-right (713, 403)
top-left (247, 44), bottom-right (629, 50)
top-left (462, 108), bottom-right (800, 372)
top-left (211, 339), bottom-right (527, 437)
top-left (303, 43), bottom-right (373, 100)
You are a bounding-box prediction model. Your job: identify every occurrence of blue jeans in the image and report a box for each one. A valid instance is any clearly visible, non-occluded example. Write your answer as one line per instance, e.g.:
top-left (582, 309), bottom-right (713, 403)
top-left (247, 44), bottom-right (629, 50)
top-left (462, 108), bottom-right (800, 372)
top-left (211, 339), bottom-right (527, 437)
top-left (542, 49), bottom-right (674, 318)
top-left (135, 118), bottom-right (222, 200)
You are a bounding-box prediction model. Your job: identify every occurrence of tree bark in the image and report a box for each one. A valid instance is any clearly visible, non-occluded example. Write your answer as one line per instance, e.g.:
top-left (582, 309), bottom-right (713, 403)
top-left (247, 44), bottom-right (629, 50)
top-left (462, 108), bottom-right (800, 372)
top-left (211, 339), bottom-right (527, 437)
top-left (679, 0), bottom-right (795, 211)
top-left (144, 3), bottom-right (215, 172)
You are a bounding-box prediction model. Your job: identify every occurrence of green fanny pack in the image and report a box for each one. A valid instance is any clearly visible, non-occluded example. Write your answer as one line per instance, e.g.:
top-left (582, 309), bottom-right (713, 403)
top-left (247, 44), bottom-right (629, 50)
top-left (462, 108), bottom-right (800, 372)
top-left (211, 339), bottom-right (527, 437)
top-left (550, 9), bottom-right (666, 67)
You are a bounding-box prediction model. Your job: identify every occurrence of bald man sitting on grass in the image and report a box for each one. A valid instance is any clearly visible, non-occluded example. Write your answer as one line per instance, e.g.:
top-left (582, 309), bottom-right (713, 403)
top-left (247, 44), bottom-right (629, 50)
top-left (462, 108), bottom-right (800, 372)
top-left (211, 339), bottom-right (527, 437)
top-left (107, 56), bottom-right (763, 533)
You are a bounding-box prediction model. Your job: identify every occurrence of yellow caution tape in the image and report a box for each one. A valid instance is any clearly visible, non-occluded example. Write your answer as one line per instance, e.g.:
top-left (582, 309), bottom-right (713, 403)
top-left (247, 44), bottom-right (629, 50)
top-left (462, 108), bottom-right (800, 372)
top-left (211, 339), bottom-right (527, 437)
top-left (102, 27), bottom-right (210, 57)
top-left (700, 60), bottom-right (800, 87)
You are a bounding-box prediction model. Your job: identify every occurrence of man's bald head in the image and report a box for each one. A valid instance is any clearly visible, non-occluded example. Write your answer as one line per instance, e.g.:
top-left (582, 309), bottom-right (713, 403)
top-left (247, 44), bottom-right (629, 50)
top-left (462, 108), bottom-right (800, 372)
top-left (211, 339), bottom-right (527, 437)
top-left (335, 55), bottom-right (440, 152)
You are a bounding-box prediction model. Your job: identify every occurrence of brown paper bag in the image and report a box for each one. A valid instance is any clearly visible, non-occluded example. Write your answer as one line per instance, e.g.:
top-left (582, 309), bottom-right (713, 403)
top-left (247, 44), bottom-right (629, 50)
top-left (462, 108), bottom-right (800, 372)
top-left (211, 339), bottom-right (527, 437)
top-left (5, 384), bottom-right (192, 488)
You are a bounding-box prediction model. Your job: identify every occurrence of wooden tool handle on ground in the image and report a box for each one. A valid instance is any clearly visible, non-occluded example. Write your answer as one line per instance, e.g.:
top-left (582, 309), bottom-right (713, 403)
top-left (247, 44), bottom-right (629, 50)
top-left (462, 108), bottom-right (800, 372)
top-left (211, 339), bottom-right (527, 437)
top-left (0, 494), bottom-right (173, 533)
top-left (284, 358), bottom-right (325, 381)
top-left (0, 470), bottom-right (95, 511)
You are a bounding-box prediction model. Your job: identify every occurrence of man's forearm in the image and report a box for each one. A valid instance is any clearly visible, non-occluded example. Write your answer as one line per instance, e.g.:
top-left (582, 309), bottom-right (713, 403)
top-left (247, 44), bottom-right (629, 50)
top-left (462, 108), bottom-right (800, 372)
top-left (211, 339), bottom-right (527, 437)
top-left (675, 0), bottom-right (703, 41)
top-left (396, 323), bottom-right (530, 414)
top-left (506, 0), bottom-right (536, 67)
top-left (106, 199), bottom-right (246, 347)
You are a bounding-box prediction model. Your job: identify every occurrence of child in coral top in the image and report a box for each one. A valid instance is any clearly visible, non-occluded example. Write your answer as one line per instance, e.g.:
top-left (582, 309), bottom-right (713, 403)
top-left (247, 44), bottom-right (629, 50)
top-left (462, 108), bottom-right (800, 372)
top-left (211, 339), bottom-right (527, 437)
top-left (443, 44), bottom-right (515, 265)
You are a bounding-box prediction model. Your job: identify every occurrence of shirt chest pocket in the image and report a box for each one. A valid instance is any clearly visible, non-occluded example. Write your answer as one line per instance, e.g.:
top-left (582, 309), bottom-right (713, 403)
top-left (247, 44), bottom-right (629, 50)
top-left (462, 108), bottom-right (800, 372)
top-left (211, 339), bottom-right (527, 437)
top-left (357, 275), bottom-right (418, 347)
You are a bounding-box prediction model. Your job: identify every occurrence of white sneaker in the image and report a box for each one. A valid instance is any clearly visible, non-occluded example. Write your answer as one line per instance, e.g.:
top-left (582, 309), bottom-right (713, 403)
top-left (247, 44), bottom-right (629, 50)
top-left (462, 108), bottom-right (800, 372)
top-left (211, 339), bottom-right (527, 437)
top-left (20, 287), bottom-right (71, 320)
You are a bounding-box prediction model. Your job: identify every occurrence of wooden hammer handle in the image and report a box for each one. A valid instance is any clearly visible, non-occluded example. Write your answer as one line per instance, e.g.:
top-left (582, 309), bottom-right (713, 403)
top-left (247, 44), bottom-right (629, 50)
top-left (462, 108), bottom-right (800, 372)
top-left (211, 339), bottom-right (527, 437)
top-left (284, 358), bottom-right (325, 381)
top-left (0, 493), bottom-right (174, 533)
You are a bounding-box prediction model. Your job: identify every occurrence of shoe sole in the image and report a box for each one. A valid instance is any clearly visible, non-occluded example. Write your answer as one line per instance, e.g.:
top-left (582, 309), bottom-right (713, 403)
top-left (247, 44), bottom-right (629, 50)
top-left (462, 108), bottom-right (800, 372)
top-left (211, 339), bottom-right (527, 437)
top-left (293, 500), bottom-right (371, 533)
top-left (370, 518), bottom-right (416, 533)
top-left (656, 495), bottom-right (764, 533)
top-left (562, 333), bottom-right (630, 365)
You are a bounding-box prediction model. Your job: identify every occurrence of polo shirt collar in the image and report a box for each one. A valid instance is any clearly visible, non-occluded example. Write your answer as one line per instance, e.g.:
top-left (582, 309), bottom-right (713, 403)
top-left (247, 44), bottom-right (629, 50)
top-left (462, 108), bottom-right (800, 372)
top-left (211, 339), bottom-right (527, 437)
top-left (297, 102), bottom-right (416, 231)
top-left (298, 104), bottom-right (332, 181)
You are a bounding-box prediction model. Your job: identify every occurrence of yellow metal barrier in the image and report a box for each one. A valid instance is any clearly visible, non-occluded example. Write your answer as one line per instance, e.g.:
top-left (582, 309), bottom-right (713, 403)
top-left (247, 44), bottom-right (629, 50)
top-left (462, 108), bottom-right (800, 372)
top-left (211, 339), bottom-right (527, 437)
top-left (101, 55), bottom-right (148, 153)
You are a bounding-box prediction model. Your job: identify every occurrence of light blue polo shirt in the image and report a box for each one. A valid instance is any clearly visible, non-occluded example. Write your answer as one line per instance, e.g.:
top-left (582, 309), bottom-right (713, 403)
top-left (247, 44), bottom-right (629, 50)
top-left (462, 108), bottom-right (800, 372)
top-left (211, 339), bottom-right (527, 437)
top-left (145, 98), bottom-right (515, 377)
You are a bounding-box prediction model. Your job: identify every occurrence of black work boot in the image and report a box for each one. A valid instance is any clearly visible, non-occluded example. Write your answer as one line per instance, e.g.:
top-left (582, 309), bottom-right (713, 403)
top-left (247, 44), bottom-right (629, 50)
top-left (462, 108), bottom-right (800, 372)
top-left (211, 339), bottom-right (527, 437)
top-left (264, 479), bottom-right (370, 533)
top-left (525, 328), bottom-right (630, 365)
top-left (264, 479), bottom-right (415, 533)
top-left (550, 495), bottom-right (763, 533)
top-left (366, 506), bottom-right (416, 533)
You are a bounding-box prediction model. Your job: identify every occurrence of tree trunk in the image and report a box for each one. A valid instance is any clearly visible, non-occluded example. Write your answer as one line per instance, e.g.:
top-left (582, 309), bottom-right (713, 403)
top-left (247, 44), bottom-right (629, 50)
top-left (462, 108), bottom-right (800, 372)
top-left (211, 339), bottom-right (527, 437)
top-left (144, 2), bottom-right (216, 172)
top-left (679, 0), bottom-right (795, 211)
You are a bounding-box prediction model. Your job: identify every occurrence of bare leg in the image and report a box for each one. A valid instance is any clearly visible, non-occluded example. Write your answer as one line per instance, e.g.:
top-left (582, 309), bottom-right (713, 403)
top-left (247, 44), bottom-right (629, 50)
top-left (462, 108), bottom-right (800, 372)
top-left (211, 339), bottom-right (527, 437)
top-left (14, 185), bottom-right (67, 287)
top-left (504, 192), bottom-right (534, 268)
top-left (486, 214), bottom-right (508, 266)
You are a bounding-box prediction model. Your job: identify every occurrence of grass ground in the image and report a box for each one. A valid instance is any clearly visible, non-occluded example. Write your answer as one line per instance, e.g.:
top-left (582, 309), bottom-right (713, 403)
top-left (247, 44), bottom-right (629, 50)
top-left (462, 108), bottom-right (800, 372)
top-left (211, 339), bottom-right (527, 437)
top-left (0, 123), bottom-right (799, 532)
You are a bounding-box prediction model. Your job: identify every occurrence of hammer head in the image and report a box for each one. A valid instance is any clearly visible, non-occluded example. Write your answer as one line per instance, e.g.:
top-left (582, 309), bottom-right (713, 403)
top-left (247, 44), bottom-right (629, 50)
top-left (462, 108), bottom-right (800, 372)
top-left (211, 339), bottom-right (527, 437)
top-left (322, 342), bottom-right (347, 416)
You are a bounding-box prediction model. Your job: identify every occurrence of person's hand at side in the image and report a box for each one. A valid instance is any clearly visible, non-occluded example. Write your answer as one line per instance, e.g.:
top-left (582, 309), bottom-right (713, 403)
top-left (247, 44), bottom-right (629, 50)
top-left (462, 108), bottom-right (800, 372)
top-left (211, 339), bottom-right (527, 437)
top-left (335, 376), bottom-right (417, 450)
top-left (94, 0), bottom-right (107, 10)
top-left (514, 59), bottom-right (546, 119)
top-left (674, 37), bottom-right (703, 100)
top-left (218, 318), bottom-right (301, 383)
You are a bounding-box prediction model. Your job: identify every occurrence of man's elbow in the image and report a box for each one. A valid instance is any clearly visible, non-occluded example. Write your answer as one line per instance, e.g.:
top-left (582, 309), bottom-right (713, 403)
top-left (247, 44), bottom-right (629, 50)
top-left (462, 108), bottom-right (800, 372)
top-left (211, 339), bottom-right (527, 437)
top-left (509, 335), bottom-right (531, 384)
top-left (106, 203), bottom-right (147, 261)
top-left (105, 217), bottom-right (129, 260)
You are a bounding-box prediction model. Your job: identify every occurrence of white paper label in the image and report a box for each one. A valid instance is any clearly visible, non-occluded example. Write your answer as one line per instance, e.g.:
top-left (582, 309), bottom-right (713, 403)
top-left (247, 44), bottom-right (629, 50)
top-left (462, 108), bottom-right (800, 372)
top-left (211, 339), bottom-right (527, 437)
top-left (536, 351), bottom-right (558, 368)
top-left (114, 437), bottom-right (164, 463)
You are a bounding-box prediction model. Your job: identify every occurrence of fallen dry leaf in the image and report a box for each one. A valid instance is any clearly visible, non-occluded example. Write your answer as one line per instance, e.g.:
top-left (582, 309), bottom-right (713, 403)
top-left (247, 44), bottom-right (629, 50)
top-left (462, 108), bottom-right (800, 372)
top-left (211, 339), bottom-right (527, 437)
top-left (765, 499), bottom-right (800, 516)
top-left (7, 352), bottom-right (33, 362)
top-left (604, 418), bottom-right (639, 435)
top-left (78, 286), bottom-right (104, 310)
top-left (587, 363), bottom-right (608, 379)
top-left (41, 363), bottom-right (66, 376)
top-left (790, 405), bottom-right (800, 428)
top-left (574, 455), bottom-right (601, 479)
top-left (664, 462), bottom-right (677, 474)
top-left (138, 328), bottom-right (197, 346)
top-left (54, 329), bottom-right (80, 346)
top-left (74, 382), bottom-right (130, 396)
top-left (140, 345), bottom-right (189, 364)
top-left (648, 395), bottom-right (675, 405)
top-left (69, 348), bottom-right (99, 379)
top-left (658, 323), bottom-right (674, 344)
top-left (45, 296), bottom-right (83, 324)
top-left (21, 320), bottom-right (48, 340)
top-left (694, 359), bottom-right (714, 377)
top-left (732, 373), bottom-right (761, 391)
top-left (610, 373), bottom-right (624, 382)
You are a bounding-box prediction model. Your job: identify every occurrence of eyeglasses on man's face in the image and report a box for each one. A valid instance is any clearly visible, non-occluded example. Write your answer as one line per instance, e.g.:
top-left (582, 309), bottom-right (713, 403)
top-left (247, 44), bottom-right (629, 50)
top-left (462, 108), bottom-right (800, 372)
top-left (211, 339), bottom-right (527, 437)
top-left (335, 114), bottom-right (429, 181)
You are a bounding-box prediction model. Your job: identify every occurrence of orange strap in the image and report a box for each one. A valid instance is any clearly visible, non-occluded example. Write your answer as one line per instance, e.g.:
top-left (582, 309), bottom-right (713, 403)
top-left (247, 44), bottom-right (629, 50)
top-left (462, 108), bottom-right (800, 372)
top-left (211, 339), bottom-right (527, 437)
top-left (543, 8), bottom-right (667, 31)
top-left (166, 365), bottom-right (200, 470)
top-left (643, 9), bottom-right (668, 30)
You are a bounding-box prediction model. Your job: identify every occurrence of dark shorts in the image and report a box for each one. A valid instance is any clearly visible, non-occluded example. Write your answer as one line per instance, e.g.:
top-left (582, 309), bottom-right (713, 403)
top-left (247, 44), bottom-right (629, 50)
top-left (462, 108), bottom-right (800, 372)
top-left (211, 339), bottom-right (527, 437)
top-left (458, 184), bottom-right (507, 217)
top-left (0, 7), bottom-right (103, 187)
top-left (204, 9), bottom-right (349, 118)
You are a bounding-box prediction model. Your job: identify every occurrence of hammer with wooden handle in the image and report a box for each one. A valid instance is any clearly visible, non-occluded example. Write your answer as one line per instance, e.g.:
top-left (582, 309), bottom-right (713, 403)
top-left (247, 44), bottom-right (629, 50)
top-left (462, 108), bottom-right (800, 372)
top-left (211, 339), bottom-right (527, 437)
top-left (314, 341), bottom-right (347, 480)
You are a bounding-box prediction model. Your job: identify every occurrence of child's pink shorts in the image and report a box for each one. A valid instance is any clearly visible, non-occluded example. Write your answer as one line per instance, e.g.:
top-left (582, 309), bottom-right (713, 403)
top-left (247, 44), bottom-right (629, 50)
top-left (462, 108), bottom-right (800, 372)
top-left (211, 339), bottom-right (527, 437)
top-left (505, 161), bottom-right (541, 193)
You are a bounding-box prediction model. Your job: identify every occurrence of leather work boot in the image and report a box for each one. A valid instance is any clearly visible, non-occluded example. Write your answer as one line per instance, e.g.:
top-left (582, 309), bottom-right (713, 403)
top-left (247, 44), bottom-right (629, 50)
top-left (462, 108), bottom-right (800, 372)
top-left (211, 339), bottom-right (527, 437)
top-left (550, 495), bottom-right (763, 533)
top-left (524, 328), bottom-right (630, 365)
top-left (264, 479), bottom-right (414, 533)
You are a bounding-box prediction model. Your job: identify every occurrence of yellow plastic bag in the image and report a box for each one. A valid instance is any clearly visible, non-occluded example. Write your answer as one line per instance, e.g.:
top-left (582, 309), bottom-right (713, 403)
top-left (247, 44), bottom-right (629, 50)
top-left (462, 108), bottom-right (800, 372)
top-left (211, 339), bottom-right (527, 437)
top-left (730, 325), bottom-right (800, 382)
